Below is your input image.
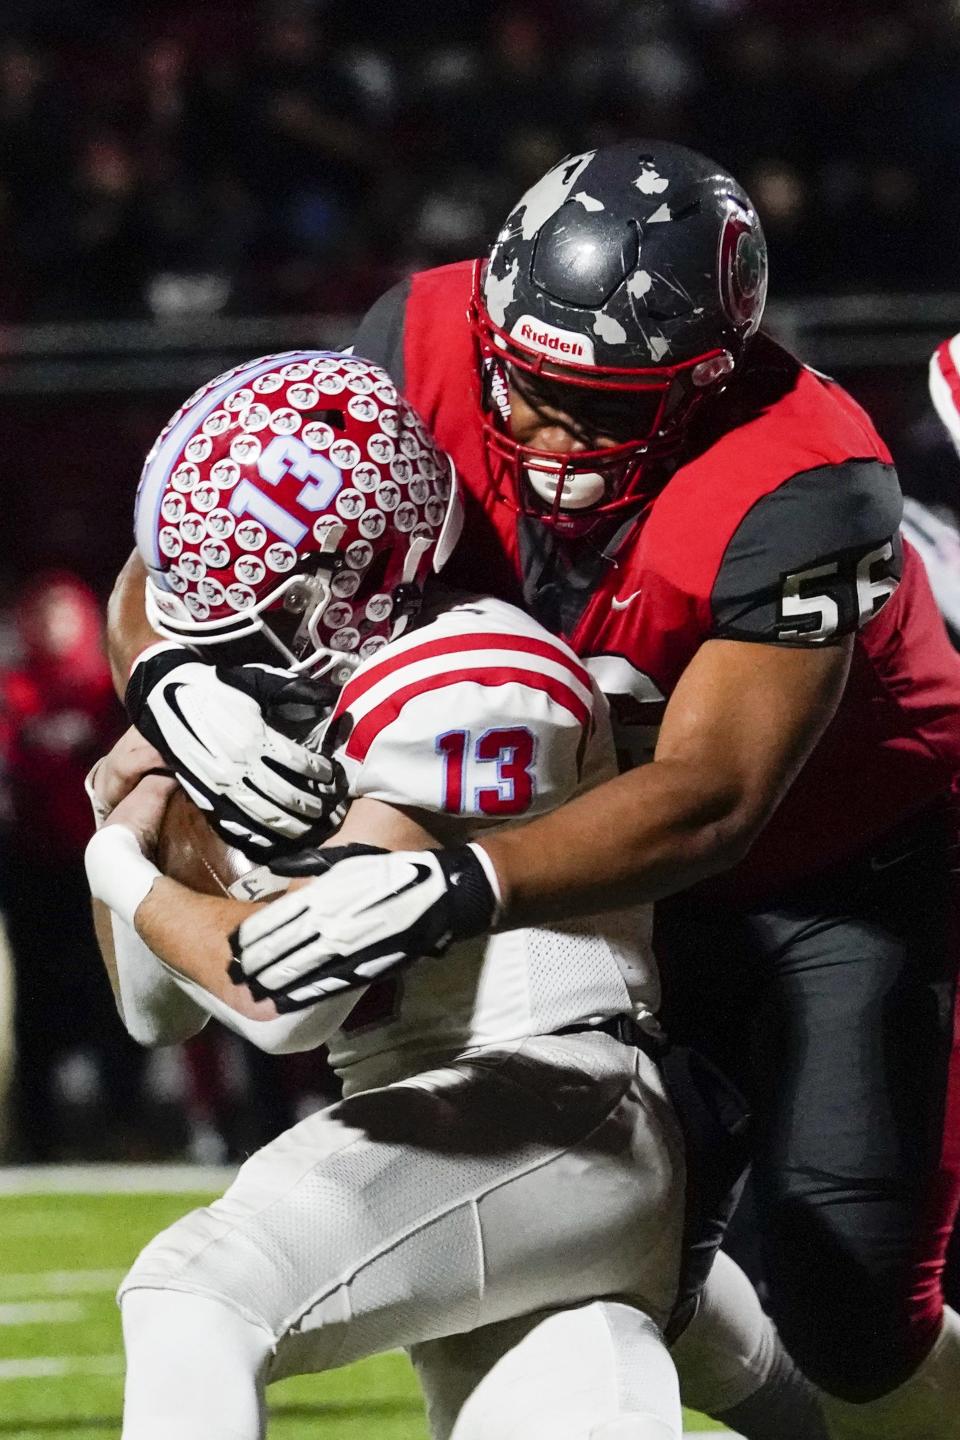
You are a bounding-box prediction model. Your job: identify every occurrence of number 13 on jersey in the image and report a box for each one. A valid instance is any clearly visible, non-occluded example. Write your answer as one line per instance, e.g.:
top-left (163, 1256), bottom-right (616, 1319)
top-left (437, 728), bottom-right (537, 816)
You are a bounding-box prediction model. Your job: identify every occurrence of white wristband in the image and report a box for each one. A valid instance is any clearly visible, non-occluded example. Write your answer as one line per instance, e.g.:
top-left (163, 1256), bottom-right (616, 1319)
top-left (85, 825), bottom-right (161, 929)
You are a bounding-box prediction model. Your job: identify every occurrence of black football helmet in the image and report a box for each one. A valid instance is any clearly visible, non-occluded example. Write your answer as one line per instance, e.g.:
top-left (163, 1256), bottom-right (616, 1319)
top-left (470, 140), bottom-right (768, 526)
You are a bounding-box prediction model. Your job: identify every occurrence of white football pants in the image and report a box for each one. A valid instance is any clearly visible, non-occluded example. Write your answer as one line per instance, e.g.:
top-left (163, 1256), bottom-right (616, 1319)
top-left (122, 1290), bottom-right (681, 1440)
top-left (120, 1030), bottom-right (685, 1436)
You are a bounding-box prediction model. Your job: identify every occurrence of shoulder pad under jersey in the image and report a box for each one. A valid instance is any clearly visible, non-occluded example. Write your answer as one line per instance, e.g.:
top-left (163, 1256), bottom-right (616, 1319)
top-left (330, 596), bottom-right (604, 821)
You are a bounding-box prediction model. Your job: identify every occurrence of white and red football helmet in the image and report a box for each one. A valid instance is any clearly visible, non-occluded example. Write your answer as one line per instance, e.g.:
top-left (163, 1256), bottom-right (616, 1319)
top-left (135, 351), bottom-right (462, 680)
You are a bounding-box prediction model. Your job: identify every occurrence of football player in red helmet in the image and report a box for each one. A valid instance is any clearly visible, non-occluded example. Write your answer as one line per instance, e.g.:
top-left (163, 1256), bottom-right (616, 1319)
top-left (125, 350), bottom-right (461, 854)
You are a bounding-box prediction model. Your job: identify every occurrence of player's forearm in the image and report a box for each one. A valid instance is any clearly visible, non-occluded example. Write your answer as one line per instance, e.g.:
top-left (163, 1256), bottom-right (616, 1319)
top-left (91, 892), bottom-right (209, 1046)
top-left (134, 878), bottom-right (275, 1021)
top-left (106, 550), bottom-right (163, 698)
top-left (136, 800), bottom-right (437, 1011)
top-left (481, 637), bottom-right (852, 928)
top-left (480, 756), bottom-right (754, 925)
top-left (134, 876), bottom-right (359, 1052)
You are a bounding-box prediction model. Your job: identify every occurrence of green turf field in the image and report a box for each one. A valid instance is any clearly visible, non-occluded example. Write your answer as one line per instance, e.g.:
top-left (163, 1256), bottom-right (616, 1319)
top-left (0, 1178), bottom-right (727, 1438)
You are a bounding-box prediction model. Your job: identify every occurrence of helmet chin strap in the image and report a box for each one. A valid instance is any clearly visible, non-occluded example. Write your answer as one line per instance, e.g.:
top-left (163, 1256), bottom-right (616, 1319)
top-left (391, 533), bottom-right (435, 639)
top-left (402, 533), bottom-right (433, 584)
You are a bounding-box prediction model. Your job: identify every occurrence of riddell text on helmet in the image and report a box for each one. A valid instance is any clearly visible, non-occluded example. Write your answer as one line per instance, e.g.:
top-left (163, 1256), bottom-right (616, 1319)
top-left (512, 315), bottom-right (595, 364)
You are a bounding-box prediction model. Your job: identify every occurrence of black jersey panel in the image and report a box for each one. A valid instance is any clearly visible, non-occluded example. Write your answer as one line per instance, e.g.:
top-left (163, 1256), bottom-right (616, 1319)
top-left (349, 278), bottom-right (412, 388)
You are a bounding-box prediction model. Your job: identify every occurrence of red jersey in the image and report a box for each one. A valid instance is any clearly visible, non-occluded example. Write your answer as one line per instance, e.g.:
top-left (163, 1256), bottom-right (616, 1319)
top-left (2, 664), bottom-right (119, 858)
top-left (353, 261), bottom-right (960, 900)
top-left (3, 574), bottom-right (122, 859)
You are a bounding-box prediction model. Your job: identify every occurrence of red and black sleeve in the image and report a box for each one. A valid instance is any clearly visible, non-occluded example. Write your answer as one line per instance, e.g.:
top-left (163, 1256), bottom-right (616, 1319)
top-left (709, 459), bottom-right (903, 645)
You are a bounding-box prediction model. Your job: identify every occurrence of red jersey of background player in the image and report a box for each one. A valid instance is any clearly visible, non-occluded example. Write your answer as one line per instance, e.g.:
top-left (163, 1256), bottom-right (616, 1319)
top-left (2, 573), bottom-right (119, 860)
top-left (353, 259), bottom-right (960, 900)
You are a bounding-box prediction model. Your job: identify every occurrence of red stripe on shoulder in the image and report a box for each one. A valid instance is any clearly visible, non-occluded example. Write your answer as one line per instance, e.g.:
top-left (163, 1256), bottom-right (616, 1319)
top-left (345, 666), bottom-right (591, 763)
top-left (333, 630), bottom-right (590, 721)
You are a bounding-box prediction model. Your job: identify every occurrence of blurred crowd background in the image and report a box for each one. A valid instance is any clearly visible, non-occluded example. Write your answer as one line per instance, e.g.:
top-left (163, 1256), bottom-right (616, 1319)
top-left (2, 0), bottom-right (960, 1163)
top-left (2, 0), bottom-right (959, 321)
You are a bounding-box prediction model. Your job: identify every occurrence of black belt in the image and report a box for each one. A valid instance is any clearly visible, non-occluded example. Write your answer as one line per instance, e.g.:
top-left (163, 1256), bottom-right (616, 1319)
top-left (554, 1014), bottom-right (667, 1062)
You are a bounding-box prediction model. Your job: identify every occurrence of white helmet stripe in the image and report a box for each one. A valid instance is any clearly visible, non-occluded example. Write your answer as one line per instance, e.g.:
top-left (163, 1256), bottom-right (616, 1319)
top-left (227, 479), bottom-right (309, 546)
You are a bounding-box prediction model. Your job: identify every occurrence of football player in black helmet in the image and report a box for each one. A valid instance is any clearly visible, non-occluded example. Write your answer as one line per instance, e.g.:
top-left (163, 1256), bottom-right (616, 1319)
top-left (470, 141), bottom-right (767, 526)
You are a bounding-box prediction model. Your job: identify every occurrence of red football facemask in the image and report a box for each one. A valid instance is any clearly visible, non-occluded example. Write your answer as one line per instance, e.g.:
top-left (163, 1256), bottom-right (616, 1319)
top-left (469, 262), bottom-right (734, 531)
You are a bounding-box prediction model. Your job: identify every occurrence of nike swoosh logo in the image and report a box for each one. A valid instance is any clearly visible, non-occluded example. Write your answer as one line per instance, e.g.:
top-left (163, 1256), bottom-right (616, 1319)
top-left (358, 862), bottom-right (433, 916)
top-left (164, 683), bottom-right (214, 754)
top-left (611, 590), bottom-right (643, 611)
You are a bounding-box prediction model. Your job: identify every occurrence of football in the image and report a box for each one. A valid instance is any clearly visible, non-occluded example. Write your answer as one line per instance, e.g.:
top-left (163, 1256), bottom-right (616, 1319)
top-left (155, 786), bottom-right (287, 901)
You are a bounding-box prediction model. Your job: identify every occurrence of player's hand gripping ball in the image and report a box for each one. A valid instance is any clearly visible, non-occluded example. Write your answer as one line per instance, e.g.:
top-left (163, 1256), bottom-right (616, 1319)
top-left (155, 787), bottom-right (287, 902)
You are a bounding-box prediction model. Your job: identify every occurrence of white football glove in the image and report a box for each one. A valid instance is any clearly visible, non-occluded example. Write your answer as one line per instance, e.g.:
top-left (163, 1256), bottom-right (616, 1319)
top-left (228, 843), bottom-right (501, 1011)
top-left (126, 644), bottom-right (347, 858)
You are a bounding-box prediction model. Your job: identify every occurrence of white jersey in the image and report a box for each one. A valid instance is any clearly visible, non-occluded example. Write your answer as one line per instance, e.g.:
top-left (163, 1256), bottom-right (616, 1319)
top-left (930, 334), bottom-right (960, 461)
top-left (116, 611), bottom-right (687, 1426)
top-left (321, 594), bottom-right (659, 1092)
top-left (900, 496), bottom-right (960, 638)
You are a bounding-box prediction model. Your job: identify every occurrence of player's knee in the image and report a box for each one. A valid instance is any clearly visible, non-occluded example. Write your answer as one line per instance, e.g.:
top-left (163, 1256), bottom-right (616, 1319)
top-left (446, 1303), bottom-right (682, 1440)
top-left (119, 1203), bottom-right (302, 1339)
top-left (770, 1290), bottom-right (935, 1399)
top-left (120, 1205), bottom-right (236, 1299)
top-left (753, 1176), bottom-right (952, 1399)
top-left (121, 1212), bottom-right (205, 1295)
top-left (670, 1250), bottom-right (773, 1413)
top-left (120, 1172), bottom-right (364, 1339)
top-left (121, 1288), bottom-right (272, 1440)
top-left (820, 1306), bottom-right (960, 1439)
top-left (763, 1227), bottom-right (940, 1400)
